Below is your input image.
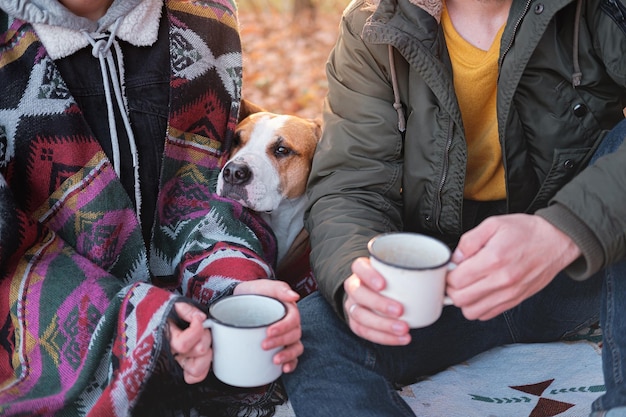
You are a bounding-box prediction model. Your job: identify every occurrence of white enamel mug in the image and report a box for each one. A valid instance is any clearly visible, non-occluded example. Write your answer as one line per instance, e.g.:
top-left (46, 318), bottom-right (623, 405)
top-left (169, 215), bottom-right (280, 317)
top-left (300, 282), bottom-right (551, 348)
top-left (203, 294), bottom-right (286, 387)
top-left (368, 232), bottom-right (455, 328)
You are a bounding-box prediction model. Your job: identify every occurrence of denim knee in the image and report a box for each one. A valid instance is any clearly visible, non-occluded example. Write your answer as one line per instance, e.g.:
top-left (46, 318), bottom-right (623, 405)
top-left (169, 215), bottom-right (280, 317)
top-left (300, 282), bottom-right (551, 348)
top-left (589, 405), bottom-right (626, 417)
top-left (590, 119), bottom-right (626, 164)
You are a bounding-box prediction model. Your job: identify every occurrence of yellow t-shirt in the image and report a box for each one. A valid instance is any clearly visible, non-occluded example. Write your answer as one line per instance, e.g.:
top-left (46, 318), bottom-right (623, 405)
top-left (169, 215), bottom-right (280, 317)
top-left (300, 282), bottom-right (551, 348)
top-left (441, 6), bottom-right (506, 200)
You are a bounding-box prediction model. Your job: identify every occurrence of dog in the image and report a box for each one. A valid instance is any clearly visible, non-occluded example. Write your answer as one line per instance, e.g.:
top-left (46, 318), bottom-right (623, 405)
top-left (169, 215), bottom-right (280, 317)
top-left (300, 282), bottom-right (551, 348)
top-left (217, 100), bottom-right (322, 267)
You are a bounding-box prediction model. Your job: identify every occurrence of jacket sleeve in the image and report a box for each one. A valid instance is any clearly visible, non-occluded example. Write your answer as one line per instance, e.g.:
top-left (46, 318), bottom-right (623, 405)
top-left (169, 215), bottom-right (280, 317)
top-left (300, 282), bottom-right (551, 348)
top-left (305, 1), bottom-right (405, 318)
top-left (537, 4), bottom-right (626, 280)
top-left (0, 172), bottom-right (180, 415)
top-left (150, 164), bottom-right (278, 305)
top-left (537, 129), bottom-right (626, 280)
top-left (146, 3), bottom-right (278, 307)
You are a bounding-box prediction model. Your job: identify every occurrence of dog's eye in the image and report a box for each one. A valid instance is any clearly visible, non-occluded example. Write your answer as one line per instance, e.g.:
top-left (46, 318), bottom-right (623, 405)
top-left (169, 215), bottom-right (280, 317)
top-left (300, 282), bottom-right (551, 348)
top-left (233, 132), bottom-right (242, 147)
top-left (274, 145), bottom-right (293, 157)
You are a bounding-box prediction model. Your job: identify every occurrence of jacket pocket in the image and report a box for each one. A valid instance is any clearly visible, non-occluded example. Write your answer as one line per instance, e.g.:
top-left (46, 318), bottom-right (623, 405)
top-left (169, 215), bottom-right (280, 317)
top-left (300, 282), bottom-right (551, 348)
top-left (526, 147), bottom-right (592, 213)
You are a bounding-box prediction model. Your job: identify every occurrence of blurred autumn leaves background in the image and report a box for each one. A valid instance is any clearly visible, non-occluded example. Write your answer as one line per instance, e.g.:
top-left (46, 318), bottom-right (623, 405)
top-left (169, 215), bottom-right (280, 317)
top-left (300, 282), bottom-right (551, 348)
top-left (239, 0), bottom-right (347, 119)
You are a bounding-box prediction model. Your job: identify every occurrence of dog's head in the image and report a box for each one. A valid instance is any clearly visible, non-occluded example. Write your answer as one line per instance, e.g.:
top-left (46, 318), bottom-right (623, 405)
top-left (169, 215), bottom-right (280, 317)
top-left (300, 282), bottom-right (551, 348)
top-left (217, 101), bottom-right (322, 212)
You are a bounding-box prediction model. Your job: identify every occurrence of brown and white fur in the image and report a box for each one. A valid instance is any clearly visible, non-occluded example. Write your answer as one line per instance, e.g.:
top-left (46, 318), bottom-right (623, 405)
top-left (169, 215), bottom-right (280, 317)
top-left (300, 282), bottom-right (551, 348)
top-left (217, 100), bottom-right (322, 262)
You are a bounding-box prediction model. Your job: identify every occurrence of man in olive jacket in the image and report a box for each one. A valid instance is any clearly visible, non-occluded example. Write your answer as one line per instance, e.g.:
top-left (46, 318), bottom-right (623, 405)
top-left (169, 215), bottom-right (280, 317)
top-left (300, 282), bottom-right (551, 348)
top-left (282, 0), bottom-right (626, 415)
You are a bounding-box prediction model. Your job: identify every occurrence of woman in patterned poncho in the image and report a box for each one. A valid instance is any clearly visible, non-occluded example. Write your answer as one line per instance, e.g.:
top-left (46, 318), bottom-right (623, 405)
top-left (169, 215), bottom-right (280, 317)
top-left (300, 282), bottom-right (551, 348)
top-left (0, 0), bottom-right (302, 416)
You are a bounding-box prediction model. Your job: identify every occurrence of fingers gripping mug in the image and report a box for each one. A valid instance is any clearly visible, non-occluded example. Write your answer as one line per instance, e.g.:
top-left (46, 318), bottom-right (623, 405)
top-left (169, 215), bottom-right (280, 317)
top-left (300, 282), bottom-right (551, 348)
top-left (368, 232), bottom-right (455, 328)
top-left (203, 294), bottom-right (287, 387)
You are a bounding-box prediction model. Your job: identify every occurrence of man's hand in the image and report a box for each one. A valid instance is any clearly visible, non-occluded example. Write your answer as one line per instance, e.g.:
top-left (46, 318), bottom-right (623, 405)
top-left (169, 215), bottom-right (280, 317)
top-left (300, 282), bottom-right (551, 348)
top-left (447, 214), bottom-right (581, 321)
top-left (343, 257), bottom-right (411, 346)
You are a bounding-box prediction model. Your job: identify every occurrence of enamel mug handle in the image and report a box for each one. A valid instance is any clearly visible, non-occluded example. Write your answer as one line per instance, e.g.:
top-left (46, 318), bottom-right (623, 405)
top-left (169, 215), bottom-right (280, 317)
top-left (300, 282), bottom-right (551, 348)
top-left (443, 262), bottom-right (457, 306)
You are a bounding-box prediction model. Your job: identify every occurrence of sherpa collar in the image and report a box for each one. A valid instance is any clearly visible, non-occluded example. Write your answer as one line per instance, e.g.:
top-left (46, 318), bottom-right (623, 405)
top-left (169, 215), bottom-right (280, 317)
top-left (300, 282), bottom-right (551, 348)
top-left (24, 0), bottom-right (163, 59)
top-left (408, 0), bottom-right (443, 22)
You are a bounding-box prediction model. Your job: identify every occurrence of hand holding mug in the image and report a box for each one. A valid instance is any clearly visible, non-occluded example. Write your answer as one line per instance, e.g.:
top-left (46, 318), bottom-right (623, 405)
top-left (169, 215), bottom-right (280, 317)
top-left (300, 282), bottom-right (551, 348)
top-left (202, 280), bottom-right (302, 387)
top-left (447, 214), bottom-right (580, 321)
top-left (368, 233), bottom-right (455, 328)
top-left (203, 294), bottom-right (287, 387)
top-left (234, 279), bottom-right (302, 373)
top-left (344, 258), bottom-right (413, 346)
top-left (344, 233), bottom-right (456, 345)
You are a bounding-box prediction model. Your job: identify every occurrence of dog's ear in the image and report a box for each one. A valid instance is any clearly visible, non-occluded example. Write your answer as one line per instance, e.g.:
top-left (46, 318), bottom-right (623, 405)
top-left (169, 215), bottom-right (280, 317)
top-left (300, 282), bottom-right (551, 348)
top-left (239, 99), bottom-right (266, 122)
top-left (310, 118), bottom-right (323, 142)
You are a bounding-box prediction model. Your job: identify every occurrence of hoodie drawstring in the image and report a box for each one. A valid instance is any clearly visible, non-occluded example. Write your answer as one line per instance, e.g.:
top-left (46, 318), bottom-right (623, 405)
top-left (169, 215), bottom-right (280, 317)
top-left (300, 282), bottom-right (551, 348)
top-left (81, 18), bottom-right (142, 222)
top-left (571, 0), bottom-right (583, 87)
top-left (388, 45), bottom-right (406, 132)
top-left (385, 0), bottom-right (584, 126)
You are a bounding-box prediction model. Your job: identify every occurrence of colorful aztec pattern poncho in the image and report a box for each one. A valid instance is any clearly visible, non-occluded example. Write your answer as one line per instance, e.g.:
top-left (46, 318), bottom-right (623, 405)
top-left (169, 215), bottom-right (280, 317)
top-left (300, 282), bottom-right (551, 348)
top-left (0, 1), bottom-right (285, 415)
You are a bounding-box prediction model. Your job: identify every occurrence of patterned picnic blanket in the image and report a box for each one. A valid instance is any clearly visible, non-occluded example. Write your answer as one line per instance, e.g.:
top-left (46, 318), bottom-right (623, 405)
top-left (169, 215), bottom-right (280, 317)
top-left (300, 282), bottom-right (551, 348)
top-left (275, 326), bottom-right (603, 417)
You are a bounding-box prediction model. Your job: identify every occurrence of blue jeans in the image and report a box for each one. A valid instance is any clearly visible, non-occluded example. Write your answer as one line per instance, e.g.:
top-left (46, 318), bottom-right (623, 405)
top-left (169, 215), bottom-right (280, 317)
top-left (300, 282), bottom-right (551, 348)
top-left (283, 121), bottom-right (626, 417)
top-left (589, 119), bottom-right (626, 417)
top-left (590, 259), bottom-right (626, 416)
top-left (283, 274), bottom-right (603, 417)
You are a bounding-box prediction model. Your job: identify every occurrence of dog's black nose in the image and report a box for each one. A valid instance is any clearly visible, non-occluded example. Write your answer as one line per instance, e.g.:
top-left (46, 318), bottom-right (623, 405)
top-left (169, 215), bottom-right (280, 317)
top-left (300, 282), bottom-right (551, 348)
top-left (222, 161), bottom-right (252, 185)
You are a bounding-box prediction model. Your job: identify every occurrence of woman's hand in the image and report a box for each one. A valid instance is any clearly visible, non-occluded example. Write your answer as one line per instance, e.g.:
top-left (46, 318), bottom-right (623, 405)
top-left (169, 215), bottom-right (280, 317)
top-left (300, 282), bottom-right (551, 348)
top-left (343, 257), bottom-right (411, 346)
top-left (168, 302), bottom-right (213, 384)
top-left (234, 280), bottom-right (303, 373)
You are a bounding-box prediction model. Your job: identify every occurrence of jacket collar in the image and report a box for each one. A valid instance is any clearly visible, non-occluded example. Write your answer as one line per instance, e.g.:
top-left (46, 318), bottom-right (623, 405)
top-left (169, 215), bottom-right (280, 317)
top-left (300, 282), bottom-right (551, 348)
top-left (407, 0), bottom-right (442, 22)
top-left (2, 0), bottom-right (144, 31)
top-left (31, 0), bottom-right (163, 59)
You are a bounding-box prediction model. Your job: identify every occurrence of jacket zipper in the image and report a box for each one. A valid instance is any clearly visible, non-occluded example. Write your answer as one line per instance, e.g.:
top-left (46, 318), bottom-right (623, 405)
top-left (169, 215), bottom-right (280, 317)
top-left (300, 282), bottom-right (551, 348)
top-left (434, 0), bottom-right (532, 231)
top-left (495, 0), bottom-right (532, 210)
top-left (433, 117), bottom-right (454, 233)
top-left (499, 0), bottom-right (533, 68)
